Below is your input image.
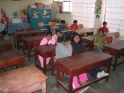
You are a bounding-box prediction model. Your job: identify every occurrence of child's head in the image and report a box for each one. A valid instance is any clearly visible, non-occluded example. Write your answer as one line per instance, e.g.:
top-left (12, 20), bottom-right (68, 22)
top-left (72, 33), bottom-right (82, 43)
top-left (103, 21), bottom-right (107, 27)
top-left (55, 29), bottom-right (62, 37)
top-left (58, 34), bottom-right (70, 45)
top-left (46, 32), bottom-right (52, 40)
top-left (73, 20), bottom-right (78, 25)
top-left (98, 30), bottom-right (104, 37)
top-left (61, 20), bottom-right (65, 26)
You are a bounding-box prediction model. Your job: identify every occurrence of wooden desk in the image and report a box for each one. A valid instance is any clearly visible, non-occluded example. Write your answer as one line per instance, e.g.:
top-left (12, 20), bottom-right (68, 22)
top-left (0, 65), bottom-right (48, 93)
top-left (81, 35), bottom-right (95, 50)
top-left (35, 45), bottom-right (56, 74)
top-left (0, 50), bottom-right (24, 72)
top-left (0, 40), bottom-right (12, 51)
top-left (103, 40), bottom-right (124, 71)
top-left (0, 34), bottom-right (3, 41)
top-left (57, 50), bottom-right (112, 93)
top-left (14, 30), bottom-right (45, 50)
top-left (23, 36), bottom-right (45, 61)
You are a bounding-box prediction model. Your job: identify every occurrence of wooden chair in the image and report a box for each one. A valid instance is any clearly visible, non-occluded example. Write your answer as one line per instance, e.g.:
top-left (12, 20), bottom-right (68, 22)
top-left (49, 22), bottom-right (56, 34)
top-left (87, 32), bottom-right (93, 36)
top-left (78, 24), bottom-right (84, 29)
top-left (114, 32), bottom-right (120, 41)
top-left (26, 28), bottom-right (34, 31)
top-left (38, 22), bottom-right (48, 32)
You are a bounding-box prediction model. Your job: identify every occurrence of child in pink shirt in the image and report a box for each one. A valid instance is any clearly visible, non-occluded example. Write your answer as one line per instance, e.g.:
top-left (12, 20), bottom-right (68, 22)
top-left (39, 32), bottom-right (56, 68)
top-left (70, 20), bottom-right (79, 30)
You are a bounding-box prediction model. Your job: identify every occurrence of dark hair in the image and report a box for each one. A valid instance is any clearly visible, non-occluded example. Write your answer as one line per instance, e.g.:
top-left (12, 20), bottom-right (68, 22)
top-left (103, 21), bottom-right (107, 25)
top-left (73, 20), bottom-right (77, 23)
top-left (46, 32), bottom-right (52, 36)
top-left (72, 32), bottom-right (82, 43)
top-left (55, 29), bottom-right (61, 34)
top-left (61, 20), bottom-right (65, 23)
top-left (98, 29), bottom-right (104, 34)
top-left (58, 34), bottom-right (70, 43)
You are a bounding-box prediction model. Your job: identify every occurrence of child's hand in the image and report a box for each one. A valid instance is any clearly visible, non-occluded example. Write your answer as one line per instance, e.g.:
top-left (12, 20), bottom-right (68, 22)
top-left (64, 28), bottom-right (68, 31)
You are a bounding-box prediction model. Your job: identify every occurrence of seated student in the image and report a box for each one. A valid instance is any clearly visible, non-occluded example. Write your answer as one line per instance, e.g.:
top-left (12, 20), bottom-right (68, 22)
top-left (72, 32), bottom-right (108, 80)
top-left (38, 32), bottom-right (56, 68)
top-left (94, 29), bottom-right (107, 52)
top-left (70, 20), bottom-right (79, 30)
top-left (58, 20), bottom-right (68, 33)
top-left (56, 34), bottom-right (89, 93)
top-left (100, 21), bottom-right (109, 35)
top-left (53, 29), bottom-right (62, 42)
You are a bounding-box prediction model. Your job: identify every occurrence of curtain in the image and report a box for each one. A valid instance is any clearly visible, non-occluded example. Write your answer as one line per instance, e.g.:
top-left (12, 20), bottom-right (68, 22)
top-left (105, 0), bottom-right (124, 37)
top-left (72, 0), bottom-right (96, 28)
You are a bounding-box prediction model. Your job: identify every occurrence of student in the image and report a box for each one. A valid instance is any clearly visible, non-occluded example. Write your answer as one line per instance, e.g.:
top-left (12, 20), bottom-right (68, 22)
top-left (56, 34), bottom-right (88, 93)
top-left (70, 20), bottom-right (79, 30)
top-left (100, 21), bottom-right (109, 34)
top-left (39, 32), bottom-right (56, 68)
top-left (54, 29), bottom-right (62, 42)
top-left (72, 33), bottom-right (109, 80)
top-left (58, 20), bottom-right (68, 33)
top-left (94, 29), bottom-right (107, 52)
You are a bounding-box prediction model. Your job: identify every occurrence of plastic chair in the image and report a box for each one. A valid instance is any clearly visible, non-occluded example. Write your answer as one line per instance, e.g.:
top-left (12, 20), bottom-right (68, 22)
top-left (38, 22), bottom-right (48, 32)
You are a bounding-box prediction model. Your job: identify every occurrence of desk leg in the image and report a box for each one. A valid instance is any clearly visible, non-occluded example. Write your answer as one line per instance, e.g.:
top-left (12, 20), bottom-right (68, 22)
top-left (22, 58), bottom-right (25, 67)
top-left (42, 80), bottom-right (47, 93)
top-left (57, 66), bottom-right (60, 88)
top-left (113, 54), bottom-right (118, 71)
top-left (17, 37), bottom-right (19, 50)
top-left (106, 62), bottom-right (111, 82)
top-left (28, 42), bottom-right (30, 61)
top-left (43, 56), bottom-right (46, 74)
top-left (68, 76), bottom-right (73, 93)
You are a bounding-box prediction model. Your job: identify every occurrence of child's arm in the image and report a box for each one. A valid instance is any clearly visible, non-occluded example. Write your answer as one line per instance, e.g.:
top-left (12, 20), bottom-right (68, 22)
top-left (94, 36), bottom-right (99, 46)
top-left (39, 38), bottom-right (48, 45)
top-left (51, 36), bottom-right (56, 45)
top-left (72, 45), bottom-right (78, 55)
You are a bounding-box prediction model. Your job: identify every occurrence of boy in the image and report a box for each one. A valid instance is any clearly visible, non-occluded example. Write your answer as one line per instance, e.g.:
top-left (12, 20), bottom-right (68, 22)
top-left (58, 20), bottom-right (68, 33)
top-left (70, 20), bottom-right (79, 30)
top-left (100, 22), bottom-right (109, 34)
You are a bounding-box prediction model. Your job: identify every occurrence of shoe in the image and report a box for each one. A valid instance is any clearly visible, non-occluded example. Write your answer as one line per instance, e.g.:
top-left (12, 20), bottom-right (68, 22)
top-left (97, 71), bottom-right (109, 78)
top-left (75, 86), bottom-right (89, 93)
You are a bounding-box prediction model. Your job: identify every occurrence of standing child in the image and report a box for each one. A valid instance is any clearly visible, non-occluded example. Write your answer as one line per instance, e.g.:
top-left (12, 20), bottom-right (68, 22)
top-left (70, 20), bottom-right (79, 30)
top-left (56, 34), bottom-right (89, 93)
top-left (39, 32), bottom-right (56, 68)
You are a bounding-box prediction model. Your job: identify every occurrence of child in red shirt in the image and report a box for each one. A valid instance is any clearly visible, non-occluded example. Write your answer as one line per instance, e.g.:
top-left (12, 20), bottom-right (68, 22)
top-left (70, 20), bottom-right (79, 30)
top-left (100, 22), bottom-right (109, 34)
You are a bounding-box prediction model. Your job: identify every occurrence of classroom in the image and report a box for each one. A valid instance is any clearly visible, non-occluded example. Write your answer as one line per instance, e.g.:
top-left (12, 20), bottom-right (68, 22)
top-left (0, 0), bottom-right (124, 93)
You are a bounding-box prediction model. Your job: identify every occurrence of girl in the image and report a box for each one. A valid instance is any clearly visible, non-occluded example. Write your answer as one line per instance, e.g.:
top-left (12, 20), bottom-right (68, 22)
top-left (54, 29), bottom-right (62, 42)
top-left (94, 29), bottom-right (107, 52)
top-left (72, 33), bottom-right (109, 80)
top-left (56, 34), bottom-right (88, 93)
top-left (39, 32), bottom-right (56, 68)
top-left (70, 20), bottom-right (79, 30)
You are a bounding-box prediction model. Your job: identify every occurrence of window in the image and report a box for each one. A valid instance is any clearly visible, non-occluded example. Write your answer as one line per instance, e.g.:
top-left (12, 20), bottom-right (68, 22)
top-left (53, 0), bottom-right (72, 12)
top-left (72, 0), bottom-right (95, 28)
top-left (105, 0), bottom-right (124, 37)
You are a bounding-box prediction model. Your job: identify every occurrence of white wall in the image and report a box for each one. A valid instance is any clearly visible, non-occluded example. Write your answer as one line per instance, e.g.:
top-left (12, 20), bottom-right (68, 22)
top-left (0, 0), bottom-right (53, 19)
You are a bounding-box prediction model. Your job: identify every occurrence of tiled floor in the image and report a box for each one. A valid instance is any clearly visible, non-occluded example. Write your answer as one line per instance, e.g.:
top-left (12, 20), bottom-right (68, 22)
top-left (0, 35), bottom-right (124, 93)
